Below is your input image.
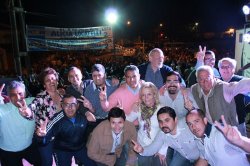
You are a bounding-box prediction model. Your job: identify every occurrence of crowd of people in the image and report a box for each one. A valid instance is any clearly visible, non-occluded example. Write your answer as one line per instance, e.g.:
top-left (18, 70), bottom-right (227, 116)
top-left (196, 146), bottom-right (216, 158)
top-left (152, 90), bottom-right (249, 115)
top-left (0, 47), bottom-right (250, 166)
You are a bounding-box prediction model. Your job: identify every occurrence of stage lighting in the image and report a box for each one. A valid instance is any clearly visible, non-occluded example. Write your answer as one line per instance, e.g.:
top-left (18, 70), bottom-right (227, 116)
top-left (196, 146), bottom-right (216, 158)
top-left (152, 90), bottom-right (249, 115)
top-left (243, 4), bottom-right (250, 15)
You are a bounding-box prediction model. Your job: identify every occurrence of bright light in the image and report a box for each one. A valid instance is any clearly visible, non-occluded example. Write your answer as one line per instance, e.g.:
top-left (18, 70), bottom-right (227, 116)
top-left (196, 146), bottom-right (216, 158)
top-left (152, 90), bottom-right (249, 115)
top-left (195, 22), bottom-right (199, 26)
top-left (127, 21), bottom-right (131, 25)
top-left (243, 5), bottom-right (250, 15)
top-left (243, 32), bottom-right (250, 42)
top-left (105, 8), bottom-right (118, 24)
top-left (160, 23), bottom-right (163, 27)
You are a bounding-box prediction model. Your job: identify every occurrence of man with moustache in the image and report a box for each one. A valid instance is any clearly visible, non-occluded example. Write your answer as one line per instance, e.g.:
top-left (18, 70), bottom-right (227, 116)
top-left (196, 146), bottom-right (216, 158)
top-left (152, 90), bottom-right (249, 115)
top-left (160, 71), bottom-right (198, 120)
top-left (132, 106), bottom-right (201, 166)
top-left (0, 81), bottom-right (41, 166)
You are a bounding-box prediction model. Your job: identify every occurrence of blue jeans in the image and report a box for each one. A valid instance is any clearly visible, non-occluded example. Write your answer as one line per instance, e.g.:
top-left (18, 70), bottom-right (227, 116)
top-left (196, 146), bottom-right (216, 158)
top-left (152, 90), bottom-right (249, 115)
top-left (54, 147), bottom-right (96, 166)
top-left (138, 154), bottom-right (164, 166)
top-left (167, 148), bottom-right (194, 166)
top-left (38, 141), bottom-right (54, 166)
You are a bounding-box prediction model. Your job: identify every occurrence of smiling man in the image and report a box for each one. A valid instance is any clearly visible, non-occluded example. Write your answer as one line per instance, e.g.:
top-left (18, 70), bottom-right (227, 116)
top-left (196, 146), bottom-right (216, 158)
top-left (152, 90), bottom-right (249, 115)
top-left (87, 107), bottom-right (137, 166)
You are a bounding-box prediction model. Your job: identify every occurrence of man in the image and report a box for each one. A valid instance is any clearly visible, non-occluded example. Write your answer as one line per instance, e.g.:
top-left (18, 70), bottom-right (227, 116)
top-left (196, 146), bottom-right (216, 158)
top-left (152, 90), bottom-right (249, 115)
top-left (0, 81), bottom-right (41, 166)
top-left (160, 71), bottom-right (198, 120)
top-left (132, 106), bottom-right (200, 166)
top-left (186, 109), bottom-right (249, 166)
top-left (138, 48), bottom-right (173, 89)
top-left (85, 64), bottom-right (118, 121)
top-left (66, 66), bottom-right (92, 99)
top-left (187, 46), bottom-right (220, 87)
top-left (218, 57), bottom-right (250, 136)
top-left (87, 107), bottom-right (137, 166)
top-left (100, 65), bottom-right (141, 116)
top-left (191, 65), bottom-right (250, 126)
top-left (36, 94), bottom-right (96, 166)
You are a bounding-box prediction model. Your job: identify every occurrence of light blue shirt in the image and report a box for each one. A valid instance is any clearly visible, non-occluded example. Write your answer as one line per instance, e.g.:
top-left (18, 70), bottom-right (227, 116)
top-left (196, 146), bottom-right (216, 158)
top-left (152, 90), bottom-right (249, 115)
top-left (0, 97), bottom-right (35, 152)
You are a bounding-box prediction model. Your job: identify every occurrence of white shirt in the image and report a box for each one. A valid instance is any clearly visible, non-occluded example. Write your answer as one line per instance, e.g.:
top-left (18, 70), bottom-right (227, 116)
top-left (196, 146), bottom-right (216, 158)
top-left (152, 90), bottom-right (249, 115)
top-left (160, 90), bottom-right (198, 120)
top-left (195, 125), bottom-right (249, 166)
top-left (110, 131), bottom-right (123, 153)
top-left (141, 119), bottom-right (200, 161)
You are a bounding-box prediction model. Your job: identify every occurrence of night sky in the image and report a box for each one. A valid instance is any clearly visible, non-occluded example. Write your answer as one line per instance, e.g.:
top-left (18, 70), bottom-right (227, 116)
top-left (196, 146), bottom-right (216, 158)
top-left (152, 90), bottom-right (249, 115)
top-left (0, 0), bottom-right (248, 40)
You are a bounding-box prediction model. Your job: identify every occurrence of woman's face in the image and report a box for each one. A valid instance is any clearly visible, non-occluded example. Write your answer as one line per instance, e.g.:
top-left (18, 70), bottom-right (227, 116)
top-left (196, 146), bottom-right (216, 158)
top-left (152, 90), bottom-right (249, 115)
top-left (141, 87), bottom-right (156, 107)
top-left (44, 74), bottom-right (58, 91)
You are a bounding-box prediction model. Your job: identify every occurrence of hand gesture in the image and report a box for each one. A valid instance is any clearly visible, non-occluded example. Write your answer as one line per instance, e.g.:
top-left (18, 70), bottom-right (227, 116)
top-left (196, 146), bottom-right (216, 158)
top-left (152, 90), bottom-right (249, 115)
top-left (159, 84), bottom-right (167, 96)
top-left (85, 111), bottom-right (96, 122)
top-left (196, 45), bottom-right (206, 61)
top-left (181, 88), bottom-right (194, 111)
top-left (36, 118), bottom-right (48, 137)
top-left (78, 96), bottom-right (95, 113)
top-left (131, 139), bottom-right (143, 153)
top-left (16, 99), bottom-right (33, 118)
top-left (99, 86), bottom-right (107, 101)
top-left (214, 115), bottom-right (241, 145)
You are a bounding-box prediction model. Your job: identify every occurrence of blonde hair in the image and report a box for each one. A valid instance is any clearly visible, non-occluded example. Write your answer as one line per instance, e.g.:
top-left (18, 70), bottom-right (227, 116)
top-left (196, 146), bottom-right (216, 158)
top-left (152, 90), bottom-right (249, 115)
top-left (139, 82), bottom-right (160, 105)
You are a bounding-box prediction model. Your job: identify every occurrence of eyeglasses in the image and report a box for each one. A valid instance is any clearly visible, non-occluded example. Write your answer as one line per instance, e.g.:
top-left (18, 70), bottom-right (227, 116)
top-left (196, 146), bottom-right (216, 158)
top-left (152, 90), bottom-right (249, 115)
top-left (62, 103), bottom-right (77, 109)
top-left (220, 65), bottom-right (232, 69)
top-left (197, 77), bottom-right (212, 83)
top-left (166, 80), bottom-right (179, 84)
top-left (204, 58), bottom-right (215, 62)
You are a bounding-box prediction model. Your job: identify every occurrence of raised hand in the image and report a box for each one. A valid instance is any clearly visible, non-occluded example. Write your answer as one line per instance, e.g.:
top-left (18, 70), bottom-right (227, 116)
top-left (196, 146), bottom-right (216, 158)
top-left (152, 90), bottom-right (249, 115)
top-left (131, 139), bottom-right (143, 153)
top-left (214, 115), bottom-right (241, 145)
top-left (181, 88), bottom-right (194, 111)
top-left (36, 118), bottom-right (48, 137)
top-left (154, 153), bottom-right (166, 166)
top-left (78, 96), bottom-right (95, 112)
top-left (0, 83), bottom-right (5, 95)
top-left (99, 86), bottom-right (107, 101)
top-left (16, 99), bottom-right (33, 118)
top-left (85, 111), bottom-right (96, 122)
top-left (196, 45), bottom-right (206, 61)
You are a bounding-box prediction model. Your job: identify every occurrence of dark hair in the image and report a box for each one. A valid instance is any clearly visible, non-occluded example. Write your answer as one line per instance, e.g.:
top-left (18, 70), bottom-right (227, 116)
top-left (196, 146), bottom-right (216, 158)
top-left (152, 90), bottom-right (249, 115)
top-left (108, 107), bottom-right (126, 121)
top-left (39, 67), bottom-right (59, 84)
top-left (165, 71), bottom-right (182, 83)
top-left (186, 109), bottom-right (205, 119)
top-left (123, 65), bottom-right (139, 75)
top-left (68, 66), bottom-right (81, 73)
top-left (62, 94), bottom-right (77, 102)
top-left (157, 106), bottom-right (176, 120)
top-left (91, 64), bottom-right (105, 74)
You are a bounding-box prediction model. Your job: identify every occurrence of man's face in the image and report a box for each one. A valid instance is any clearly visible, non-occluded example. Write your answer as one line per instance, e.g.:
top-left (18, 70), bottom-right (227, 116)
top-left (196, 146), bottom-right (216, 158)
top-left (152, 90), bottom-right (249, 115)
top-left (204, 54), bottom-right (215, 67)
top-left (165, 75), bottom-right (180, 95)
top-left (158, 113), bottom-right (177, 134)
top-left (68, 69), bottom-right (83, 87)
top-left (197, 70), bottom-right (214, 95)
top-left (149, 51), bottom-right (164, 69)
top-left (186, 112), bottom-right (207, 138)
top-left (62, 97), bottom-right (79, 118)
top-left (125, 70), bottom-right (140, 89)
top-left (92, 71), bottom-right (105, 87)
top-left (141, 87), bottom-right (156, 107)
top-left (110, 117), bottom-right (125, 134)
top-left (9, 87), bottom-right (26, 107)
top-left (219, 60), bottom-right (234, 82)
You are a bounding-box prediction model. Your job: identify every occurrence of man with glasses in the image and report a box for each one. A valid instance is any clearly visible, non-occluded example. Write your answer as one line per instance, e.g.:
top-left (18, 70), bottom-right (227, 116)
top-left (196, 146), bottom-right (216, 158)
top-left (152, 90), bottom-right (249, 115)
top-left (191, 65), bottom-right (250, 127)
top-left (36, 94), bottom-right (96, 166)
top-left (218, 57), bottom-right (250, 136)
top-left (187, 46), bottom-right (220, 87)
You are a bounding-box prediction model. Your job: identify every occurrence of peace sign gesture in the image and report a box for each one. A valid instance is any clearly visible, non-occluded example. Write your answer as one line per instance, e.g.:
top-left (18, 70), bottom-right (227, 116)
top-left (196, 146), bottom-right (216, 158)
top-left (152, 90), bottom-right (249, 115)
top-left (16, 99), bottom-right (33, 118)
top-left (78, 95), bottom-right (95, 113)
top-left (99, 86), bottom-right (107, 101)
top-left (131, 139), bottom-right (144, 153)
top-left (36, 118), bottom-right (49, 137)
top-left (0, 83), bottom-right (5, 95)
top-left (214, 115), bottom-right (241, 145)
top-left (196, 45), bottom-right (206, 61)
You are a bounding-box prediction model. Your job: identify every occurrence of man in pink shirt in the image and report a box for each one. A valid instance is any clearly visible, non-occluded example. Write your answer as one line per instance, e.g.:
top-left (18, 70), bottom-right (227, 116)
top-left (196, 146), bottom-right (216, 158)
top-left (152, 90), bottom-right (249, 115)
top-left (99, 65), bottom-right (141, 118)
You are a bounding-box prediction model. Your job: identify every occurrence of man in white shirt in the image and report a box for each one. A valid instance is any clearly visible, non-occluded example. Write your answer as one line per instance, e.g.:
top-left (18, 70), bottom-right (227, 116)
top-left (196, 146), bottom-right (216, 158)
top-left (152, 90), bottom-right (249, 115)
top-left (186, 109), bottom-right (249, 166)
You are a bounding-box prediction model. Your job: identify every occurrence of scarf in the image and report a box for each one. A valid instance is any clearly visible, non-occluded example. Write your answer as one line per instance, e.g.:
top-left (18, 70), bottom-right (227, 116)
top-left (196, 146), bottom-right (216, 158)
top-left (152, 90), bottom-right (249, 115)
top-left (140, 103), bottom-right (157, 139)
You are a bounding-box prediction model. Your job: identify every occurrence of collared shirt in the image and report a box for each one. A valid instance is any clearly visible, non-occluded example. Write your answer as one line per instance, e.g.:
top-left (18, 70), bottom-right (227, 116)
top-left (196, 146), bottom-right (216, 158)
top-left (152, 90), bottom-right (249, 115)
top-left (142, 119), bottom-right (200, 161)
top-left (0, 97), bottom-right (35, 152)
top-left (126, 84), bottom-right (141, 95)
top-left (111, 131), bottom-right (123, 153)
top-left (160, 90), bottom-right (198, 120)
top-left (145, 64), bottom-right (163, 89)
top-left (195, 125), bottom-right (249, 166)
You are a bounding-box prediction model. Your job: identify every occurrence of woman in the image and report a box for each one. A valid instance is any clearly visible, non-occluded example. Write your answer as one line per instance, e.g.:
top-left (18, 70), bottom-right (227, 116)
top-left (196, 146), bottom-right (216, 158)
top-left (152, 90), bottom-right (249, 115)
top-left (29, 67), bottom-right (63, 166)
top-left (126, 82), bottom-right (164, 166)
